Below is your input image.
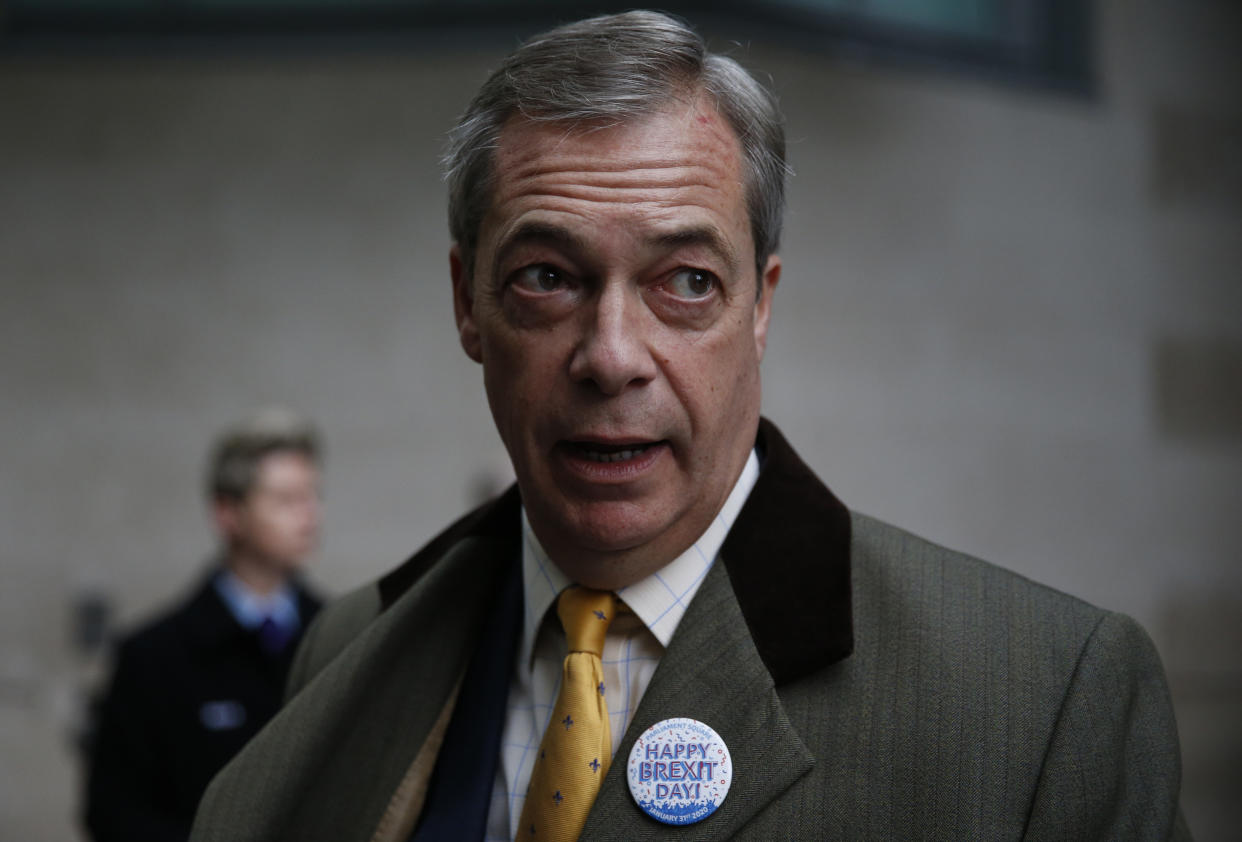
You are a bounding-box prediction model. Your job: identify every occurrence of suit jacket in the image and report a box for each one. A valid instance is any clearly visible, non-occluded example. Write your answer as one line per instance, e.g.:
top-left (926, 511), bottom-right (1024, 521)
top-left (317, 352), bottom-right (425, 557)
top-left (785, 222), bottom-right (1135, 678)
top-left (86, 570), bottom-right (321, 842)
top-left (191, 420), bottom-right (1190, 841)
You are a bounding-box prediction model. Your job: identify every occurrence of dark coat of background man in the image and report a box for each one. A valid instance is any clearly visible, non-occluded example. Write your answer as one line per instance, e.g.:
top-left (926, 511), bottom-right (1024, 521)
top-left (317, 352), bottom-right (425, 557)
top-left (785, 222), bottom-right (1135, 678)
top-left (192, 11), bottom-right (1191, 841)
top-left (85, 408), bottom-right (323, 842)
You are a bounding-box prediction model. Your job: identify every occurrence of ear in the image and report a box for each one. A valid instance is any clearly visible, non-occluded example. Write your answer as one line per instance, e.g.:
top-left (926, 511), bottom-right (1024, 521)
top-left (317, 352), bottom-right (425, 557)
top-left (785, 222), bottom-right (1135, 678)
top-left (753, 254), bottom-right (780, 361)
top-left (450, 244), bottom-right (483, 364)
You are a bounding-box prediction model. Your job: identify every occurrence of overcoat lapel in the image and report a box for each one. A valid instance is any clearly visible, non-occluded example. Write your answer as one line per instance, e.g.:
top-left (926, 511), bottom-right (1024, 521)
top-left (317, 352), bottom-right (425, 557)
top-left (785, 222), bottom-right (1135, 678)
top-left (577, 418), bottom-right (853, 839)
top-left (581, 558), bottom-right (816, 840)
top-left (195, 531), bottom-right (515, 842)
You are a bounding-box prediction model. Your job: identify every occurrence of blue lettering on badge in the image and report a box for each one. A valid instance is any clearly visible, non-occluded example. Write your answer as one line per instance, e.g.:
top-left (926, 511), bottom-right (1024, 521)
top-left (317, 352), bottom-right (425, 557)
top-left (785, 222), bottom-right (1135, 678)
top-left (626, 717), bottom-right (732, 825)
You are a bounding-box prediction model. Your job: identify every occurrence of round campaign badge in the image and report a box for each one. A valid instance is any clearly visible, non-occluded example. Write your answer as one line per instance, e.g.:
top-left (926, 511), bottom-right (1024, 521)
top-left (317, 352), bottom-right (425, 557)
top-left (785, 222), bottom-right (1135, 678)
top-left (626, 717), bottom-right (732, 826)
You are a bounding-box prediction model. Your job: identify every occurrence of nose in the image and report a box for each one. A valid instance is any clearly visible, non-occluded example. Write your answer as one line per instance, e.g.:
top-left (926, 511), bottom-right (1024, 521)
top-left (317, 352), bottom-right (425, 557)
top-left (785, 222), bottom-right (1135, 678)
top-left (568, 282), bottom-right (658, 395)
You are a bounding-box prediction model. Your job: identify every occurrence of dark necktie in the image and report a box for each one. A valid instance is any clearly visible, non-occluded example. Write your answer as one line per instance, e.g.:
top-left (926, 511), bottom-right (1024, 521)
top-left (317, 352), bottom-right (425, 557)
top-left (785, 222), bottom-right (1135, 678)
top-left (257, 615), bottom-right (294, 655)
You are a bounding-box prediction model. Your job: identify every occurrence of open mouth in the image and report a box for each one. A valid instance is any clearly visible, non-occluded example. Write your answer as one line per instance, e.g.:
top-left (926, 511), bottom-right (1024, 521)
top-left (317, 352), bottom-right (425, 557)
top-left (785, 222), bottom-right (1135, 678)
top-left (571, 441), bottom-right (661, 463)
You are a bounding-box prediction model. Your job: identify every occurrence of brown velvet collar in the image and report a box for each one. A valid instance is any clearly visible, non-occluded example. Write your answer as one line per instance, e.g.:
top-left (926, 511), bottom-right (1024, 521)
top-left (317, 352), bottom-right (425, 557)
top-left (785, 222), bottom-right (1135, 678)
top-left (720, 418), bottom-right (854, 684)
top-left (378, 417), bottom-right (854, 686)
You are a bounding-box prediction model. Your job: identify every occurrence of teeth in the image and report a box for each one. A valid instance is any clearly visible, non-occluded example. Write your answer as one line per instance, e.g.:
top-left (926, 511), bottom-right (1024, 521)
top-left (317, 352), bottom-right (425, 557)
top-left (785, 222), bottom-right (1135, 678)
top-left (582, 444), bottom-right (650, 463)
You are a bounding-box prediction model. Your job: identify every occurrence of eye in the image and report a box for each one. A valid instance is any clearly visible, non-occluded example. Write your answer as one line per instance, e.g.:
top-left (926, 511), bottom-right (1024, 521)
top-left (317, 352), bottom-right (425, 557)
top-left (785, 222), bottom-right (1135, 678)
top-left (512, 263), bottom-right (569, 293)
top-left (664, 268), bottom-right (717, 299)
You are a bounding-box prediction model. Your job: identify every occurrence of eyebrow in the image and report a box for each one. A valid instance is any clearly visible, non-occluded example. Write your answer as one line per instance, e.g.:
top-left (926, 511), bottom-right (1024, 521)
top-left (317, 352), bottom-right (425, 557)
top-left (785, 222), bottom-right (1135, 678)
top-left (491, 220), bottom-right (741, 277)
top-left (651, 225), bottom-right (741, 274)
top-left (493, 221), bottom-right (587, 276)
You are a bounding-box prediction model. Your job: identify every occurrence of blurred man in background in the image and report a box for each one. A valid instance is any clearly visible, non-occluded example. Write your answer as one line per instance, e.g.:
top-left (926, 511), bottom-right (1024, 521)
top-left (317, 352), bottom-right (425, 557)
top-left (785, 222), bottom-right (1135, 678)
top-left (85, 408), bottom-right (323, 842)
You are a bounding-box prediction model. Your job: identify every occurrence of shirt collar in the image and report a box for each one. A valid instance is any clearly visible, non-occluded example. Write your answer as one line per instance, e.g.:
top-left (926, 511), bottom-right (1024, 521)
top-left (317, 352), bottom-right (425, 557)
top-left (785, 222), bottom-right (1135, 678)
top-left (519, 449), bottom-right (760, 666)
top-left (213, 568), bottom-right (301, 631)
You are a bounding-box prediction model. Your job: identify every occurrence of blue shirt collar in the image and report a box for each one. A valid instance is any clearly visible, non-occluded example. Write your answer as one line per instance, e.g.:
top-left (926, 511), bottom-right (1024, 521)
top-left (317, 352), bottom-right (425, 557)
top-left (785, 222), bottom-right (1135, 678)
top-left (213, 568), bottom-right (301, 632)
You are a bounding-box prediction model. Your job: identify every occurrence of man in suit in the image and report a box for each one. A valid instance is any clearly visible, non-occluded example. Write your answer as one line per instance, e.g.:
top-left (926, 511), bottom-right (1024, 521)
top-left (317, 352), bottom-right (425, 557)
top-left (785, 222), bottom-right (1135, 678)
top-left (86, 408), bottom-right (323, 842)
top-left (191, 11), bottom-right (1190, 841)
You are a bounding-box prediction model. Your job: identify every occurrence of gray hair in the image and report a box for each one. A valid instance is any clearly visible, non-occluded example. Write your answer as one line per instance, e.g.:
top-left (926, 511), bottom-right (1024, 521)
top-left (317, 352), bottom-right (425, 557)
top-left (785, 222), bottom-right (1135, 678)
top-left (207, 407), bottom-right (320, 502)
top-left (444, 10), bottom-right (788, 280)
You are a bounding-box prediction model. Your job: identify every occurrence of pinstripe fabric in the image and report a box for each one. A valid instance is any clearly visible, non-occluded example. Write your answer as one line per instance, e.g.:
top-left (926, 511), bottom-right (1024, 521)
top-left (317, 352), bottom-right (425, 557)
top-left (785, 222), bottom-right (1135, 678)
top-left (577, 513), bottom-right (1189, 840)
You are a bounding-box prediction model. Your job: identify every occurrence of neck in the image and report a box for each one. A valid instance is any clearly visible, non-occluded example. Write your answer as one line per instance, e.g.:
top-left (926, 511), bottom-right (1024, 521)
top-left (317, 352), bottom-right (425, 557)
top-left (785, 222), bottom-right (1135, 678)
top-left (541, 535), bottom-right (693, 591)
top-left (224, 549), bottom-right (288, 597)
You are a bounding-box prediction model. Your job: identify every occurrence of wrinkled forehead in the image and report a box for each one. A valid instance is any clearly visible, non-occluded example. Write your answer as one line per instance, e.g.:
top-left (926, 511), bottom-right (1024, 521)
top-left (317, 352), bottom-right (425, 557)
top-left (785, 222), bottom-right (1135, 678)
top-left (488, 98), bottom-right (747, 214)
top-left (479, 107), bottom-right (751, 267)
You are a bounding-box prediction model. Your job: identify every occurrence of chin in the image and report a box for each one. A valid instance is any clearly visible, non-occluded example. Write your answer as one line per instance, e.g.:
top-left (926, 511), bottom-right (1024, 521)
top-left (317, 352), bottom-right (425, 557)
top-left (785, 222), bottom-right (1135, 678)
top-left (561, 501), bottom-right (673, 556)
top-left (274, 553), bottom-right (311, 573)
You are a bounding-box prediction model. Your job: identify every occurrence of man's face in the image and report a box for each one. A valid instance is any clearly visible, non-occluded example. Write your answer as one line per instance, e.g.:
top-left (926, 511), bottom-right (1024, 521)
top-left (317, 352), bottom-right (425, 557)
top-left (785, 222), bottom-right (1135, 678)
top-left (216, 450), bottom-right (321, 574)
top-left (452, 96), bottom-right (779, 589)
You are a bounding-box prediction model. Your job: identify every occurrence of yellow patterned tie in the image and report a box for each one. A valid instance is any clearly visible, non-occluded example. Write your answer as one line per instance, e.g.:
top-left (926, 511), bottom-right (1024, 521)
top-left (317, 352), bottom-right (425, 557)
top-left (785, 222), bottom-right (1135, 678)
top-left (517, 586), bottom-right (617, 842)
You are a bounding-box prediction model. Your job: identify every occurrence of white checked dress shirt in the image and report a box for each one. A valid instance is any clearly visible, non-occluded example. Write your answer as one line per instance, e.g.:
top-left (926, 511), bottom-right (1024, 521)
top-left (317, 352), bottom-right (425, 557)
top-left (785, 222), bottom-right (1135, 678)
top-left (484, 450), bottom-right (760, 841)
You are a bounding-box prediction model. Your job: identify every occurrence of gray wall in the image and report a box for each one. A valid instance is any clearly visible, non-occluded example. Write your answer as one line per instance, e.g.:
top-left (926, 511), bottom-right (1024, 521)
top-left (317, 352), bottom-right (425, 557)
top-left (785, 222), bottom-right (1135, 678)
top-left (3, 0), bottom-right (1239, 838)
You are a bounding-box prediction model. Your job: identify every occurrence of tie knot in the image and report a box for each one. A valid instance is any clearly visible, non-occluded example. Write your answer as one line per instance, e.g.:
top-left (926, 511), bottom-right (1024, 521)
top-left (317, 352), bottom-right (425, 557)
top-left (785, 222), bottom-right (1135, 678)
top-left (557, 587), bottom-right (616, 657)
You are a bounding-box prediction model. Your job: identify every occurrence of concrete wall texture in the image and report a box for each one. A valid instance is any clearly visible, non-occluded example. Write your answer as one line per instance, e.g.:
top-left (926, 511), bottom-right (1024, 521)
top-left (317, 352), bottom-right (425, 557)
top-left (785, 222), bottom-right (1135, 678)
top-left (2, 0), bottom-right (1239, 838)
